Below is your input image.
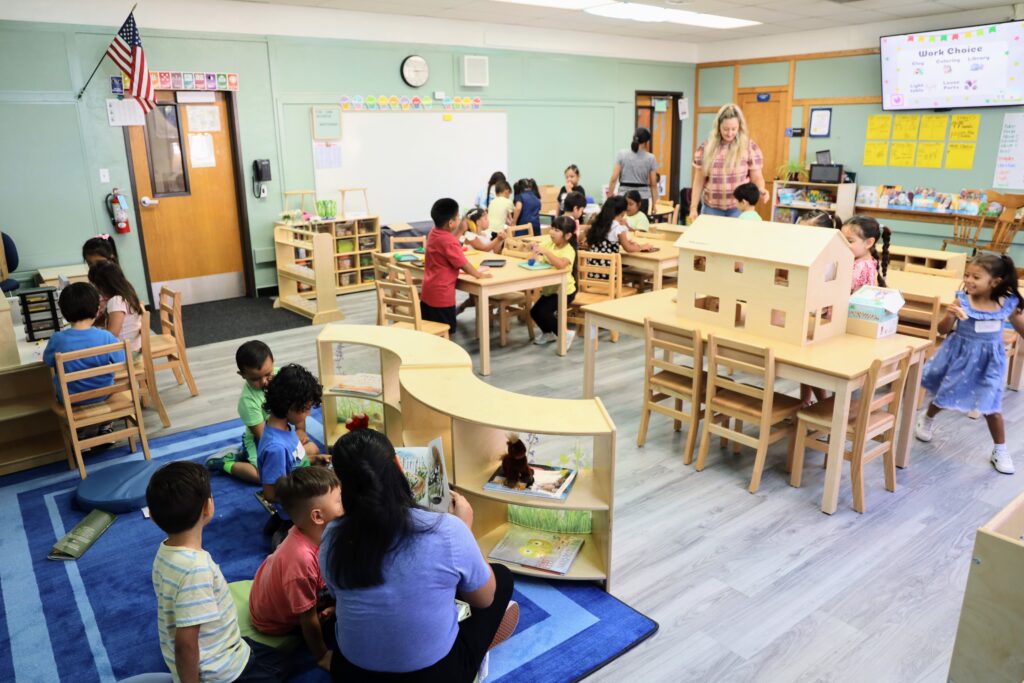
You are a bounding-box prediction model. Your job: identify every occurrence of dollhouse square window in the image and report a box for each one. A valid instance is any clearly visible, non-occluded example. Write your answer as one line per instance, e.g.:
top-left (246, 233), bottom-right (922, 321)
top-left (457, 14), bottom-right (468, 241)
top-left (695, 294), bottom-right (719, 312)
top-left (821, 306), bottom-right (833, 324)
top-left (735, 300), bottom-right (747, 328)
top-left (775, 269), bottom-right (789, 286)
top-left (771, 309), bottom-right (786, 327)
top-left (734, 261), bottom-right (744, 274)
top-left (693, 255), bottom-right (706, 272)
top-left (824, 261), bottom-right (838, 282)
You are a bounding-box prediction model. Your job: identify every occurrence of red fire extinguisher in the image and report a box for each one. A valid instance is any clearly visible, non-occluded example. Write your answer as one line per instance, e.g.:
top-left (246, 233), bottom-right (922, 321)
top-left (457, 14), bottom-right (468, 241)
top-left (106, 188), bottom-right (131, 234)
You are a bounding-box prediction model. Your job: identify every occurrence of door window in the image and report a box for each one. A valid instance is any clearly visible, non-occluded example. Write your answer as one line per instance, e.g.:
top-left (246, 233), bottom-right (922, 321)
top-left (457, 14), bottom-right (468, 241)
top-left (145, 104), bottom-right (189, 196)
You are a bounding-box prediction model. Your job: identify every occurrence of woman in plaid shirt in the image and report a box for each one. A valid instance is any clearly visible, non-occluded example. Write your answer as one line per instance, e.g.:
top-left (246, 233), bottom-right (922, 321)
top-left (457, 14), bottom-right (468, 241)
top-left (689, 103), bottom-right (768, 223)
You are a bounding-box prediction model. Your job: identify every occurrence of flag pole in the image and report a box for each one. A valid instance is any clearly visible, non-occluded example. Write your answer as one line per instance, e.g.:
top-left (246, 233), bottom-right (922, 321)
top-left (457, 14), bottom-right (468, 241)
top-left (76, 3), bottom-right (138, 100)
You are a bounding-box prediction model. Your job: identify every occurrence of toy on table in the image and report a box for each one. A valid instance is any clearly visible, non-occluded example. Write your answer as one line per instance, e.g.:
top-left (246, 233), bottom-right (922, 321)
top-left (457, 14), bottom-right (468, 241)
top-left (500, 433), bottom-right (534, 488)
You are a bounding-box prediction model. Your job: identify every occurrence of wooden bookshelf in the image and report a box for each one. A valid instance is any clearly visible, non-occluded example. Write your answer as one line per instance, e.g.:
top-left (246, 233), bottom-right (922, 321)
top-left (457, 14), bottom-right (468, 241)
top-left (315, 324), bottom-right (618, 590)
top-left (0, 363), bottom-right (65, 476)
top-left (771, 180), bottom-right (856, 223)
top-left (274, 215), bottom-right (381, 296)
top-left (273, 224), bottom-right (343, 325)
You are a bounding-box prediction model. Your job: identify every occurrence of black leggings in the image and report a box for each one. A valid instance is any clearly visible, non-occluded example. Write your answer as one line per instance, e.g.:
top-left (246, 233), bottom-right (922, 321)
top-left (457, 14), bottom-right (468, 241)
top-left (530, 291), bottom-right (576, 335)
top-left (330, 564), bottom-right (515, 683)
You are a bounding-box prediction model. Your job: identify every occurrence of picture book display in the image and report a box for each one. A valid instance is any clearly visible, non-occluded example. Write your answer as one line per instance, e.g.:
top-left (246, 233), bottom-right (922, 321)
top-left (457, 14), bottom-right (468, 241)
top-left (484, 462), bottom-right (577, 500)
top-left (396, 437), bottom-right (451, 513)
top-left (488, 526), bottom-right (584, 575)
top-left (331, 373), bottom-right (383, 397)
top-left (48, 509), bottom-right (116, 561)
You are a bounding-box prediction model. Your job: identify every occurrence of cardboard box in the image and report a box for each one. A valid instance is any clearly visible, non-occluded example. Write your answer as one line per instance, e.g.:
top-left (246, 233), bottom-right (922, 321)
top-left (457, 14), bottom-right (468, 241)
top-left (847, 314), bottom-right (898, 338)
top-left (849, 286), bottom-right (905, 323)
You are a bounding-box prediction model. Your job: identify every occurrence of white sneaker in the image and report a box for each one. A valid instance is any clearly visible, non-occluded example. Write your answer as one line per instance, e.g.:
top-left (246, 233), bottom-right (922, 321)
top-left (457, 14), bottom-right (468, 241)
top-left (563, 329), bottom-right (576, 351)
top-left (992, 449), bottom-right (1015, 475)
top-left (533, 332), bottom-right (556, 346)
top-left (915, 414), bottom-right (934, 442)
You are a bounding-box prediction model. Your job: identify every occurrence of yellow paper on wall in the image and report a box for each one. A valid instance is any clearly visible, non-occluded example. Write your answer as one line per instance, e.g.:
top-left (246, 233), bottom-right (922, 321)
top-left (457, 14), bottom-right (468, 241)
top-left (866, 114), bottom-right (893, 139)
top-left (919, 114), bottom-right (948, 140)
top-left (945, 142), bottom-right (976, 170)
top-left (949, 114), bottom-right (981, 141)
top-left (892, 115), bottom-right (920, 140)
top-left (863, 141), bottom-right (889, 166)
top-left (916, 142), bottom-right (944, 168)
top-left (889, 142), bottom-right (916, 167)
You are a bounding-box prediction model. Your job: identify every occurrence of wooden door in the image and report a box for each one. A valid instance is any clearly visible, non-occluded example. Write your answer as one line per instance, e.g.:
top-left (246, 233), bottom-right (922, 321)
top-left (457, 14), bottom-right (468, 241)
top-left (738, 88), bottom-right (787, 221)
top-left (635, 93), bottom-right (680, 204)
top-left (127, 91), bottom-right (246, 305)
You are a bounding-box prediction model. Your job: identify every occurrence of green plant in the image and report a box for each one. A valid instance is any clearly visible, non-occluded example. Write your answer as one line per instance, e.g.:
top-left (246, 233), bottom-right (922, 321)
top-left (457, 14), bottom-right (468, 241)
top-left (776, 160), bottom-right (808, 181)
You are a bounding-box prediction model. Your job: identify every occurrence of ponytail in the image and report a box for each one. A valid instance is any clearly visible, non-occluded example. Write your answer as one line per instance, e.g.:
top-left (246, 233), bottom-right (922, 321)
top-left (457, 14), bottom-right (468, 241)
top-left (82, 235), bottom-right (118, 263)
top-left (631, 127), bottom-right (652, 154)
top-left (875, 226), bottom-right (891, 288)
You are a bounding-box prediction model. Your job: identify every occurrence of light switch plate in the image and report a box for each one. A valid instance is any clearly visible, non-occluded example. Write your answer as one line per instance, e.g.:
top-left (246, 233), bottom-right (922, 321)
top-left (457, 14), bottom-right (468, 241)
top-left (99, 168), bottom-right (110, 183)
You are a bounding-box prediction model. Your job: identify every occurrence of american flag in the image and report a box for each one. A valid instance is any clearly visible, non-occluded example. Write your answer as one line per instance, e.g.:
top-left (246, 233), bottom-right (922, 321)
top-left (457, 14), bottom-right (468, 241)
top-left (105, 12), bottom-right (155, 114)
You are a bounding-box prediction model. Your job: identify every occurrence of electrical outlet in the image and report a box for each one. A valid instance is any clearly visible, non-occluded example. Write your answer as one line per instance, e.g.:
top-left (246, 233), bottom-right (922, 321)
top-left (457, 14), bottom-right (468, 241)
top-left (99, 168), bottom-right (110, 183)
top-left (259, 184), bottom-right (268, 198)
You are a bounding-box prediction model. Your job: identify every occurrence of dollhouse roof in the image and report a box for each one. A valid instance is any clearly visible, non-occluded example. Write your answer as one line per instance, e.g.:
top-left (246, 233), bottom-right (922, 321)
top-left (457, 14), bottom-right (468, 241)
top-left (673, 216), bottom-right (851, 268)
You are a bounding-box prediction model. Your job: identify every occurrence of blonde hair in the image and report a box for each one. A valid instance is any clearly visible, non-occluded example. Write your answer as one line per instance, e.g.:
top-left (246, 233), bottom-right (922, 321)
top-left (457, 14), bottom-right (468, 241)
top-left (700, 103), bottom-right (750, 175)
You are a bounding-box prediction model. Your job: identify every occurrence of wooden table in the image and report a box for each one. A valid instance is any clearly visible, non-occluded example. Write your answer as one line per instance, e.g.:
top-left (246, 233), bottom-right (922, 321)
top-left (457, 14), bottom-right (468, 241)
top-left (36, 263), bottom-right (88, 288)
top-left (523, 234), bottom-right (679, 290)
top-left (581, 288), bottom-right (933, 514)
top-left (392, 251), bottom-right (569, 376)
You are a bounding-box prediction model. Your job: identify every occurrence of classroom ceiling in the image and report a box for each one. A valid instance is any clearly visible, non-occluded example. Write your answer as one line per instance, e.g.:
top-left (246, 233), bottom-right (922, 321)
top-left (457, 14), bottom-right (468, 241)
top-left (229, 0), bottom-right (1011, 42)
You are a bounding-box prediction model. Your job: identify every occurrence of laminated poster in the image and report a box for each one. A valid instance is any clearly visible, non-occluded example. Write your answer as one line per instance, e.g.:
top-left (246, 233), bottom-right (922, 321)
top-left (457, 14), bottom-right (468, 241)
top-left (919, 114), bottom-right (948, 140)
top-left (863, 141), bottom-right (889, 166)
top-left (916, 142), bottom-right (945, 169)
top-left (866, 114), bottom-right (893, 139)
top-left (892, 114), bottom-right (920, 140)
top-left (889, 142), bottom-right (916, 167)
top-left (945, 142), bottom-right (976, 170)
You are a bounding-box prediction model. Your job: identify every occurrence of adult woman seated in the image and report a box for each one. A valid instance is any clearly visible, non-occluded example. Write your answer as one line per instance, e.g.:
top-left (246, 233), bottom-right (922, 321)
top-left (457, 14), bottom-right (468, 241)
top-left (320, 429), bottom-right (518, 681)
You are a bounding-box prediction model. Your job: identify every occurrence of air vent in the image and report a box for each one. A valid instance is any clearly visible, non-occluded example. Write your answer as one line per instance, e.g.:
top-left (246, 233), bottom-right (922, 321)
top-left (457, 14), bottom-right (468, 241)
top-left (462, 55), bottom-right (489, 88)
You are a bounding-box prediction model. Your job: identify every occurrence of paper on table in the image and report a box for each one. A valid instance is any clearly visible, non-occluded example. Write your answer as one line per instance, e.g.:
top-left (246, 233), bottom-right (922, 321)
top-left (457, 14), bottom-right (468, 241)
top-left (188, 133), bottom-right (216, 168)
top-left (186, 105), bottom-right (221, 132)
top-left (863, 141), bottom-right (889, 166)
top-left (106, 98), bottom-right (145, 126)
top-left (919, 114), bottom-right (948, 141)
top-left (889, 142), bottom-right (916, 167)
top-left (916, 142), bottom-right (944, 169)
top-left (892, 114), bottom-right (920, 140)
top-left (949, 114), bottom-right (980, 141)
top-left (866, 114), bottom-right (892, 139)
top-left (945, 142), bottom-right (976, 170)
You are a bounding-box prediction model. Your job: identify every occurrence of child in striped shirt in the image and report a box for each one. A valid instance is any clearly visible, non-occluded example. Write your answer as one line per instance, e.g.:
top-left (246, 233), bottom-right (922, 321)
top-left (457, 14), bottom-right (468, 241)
top-left (147, 461), bottom-right (285, 682)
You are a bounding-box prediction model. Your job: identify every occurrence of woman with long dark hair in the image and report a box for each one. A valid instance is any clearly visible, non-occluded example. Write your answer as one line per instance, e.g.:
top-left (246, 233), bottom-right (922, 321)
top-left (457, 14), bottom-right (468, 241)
top-left (320, 429), bottom-right (517, 681)
top-left (607, 127), bottom-right (659, 214)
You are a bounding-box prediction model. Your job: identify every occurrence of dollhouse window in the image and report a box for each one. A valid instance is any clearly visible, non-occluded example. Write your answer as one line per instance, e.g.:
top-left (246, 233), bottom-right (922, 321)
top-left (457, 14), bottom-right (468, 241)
top-left (821, 306), bottom-right (833, 324)
top-left (733, 261), bottom-right (744, 274)
top-left (824, 261), bottom-right (838, 282)
top-left (771, 309), bottom-right (786, 327)
top-left (774, 269), bottom-right (789, 286)
top-left (695, 294), bottom-right (719, 312)
top-left (806, 311), bottom-right (817, 341)
top-left (735, 300), bottom-right (747, 328)
top-left (693, 255), bottom-right (706, 272)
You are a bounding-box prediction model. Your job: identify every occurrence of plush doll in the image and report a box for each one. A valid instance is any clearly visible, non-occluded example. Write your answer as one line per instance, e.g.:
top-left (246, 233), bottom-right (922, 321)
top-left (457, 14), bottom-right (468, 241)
top-left (501, 433), bottom-right (534, 488)
top-left (344, 413), bottom-right (370, 432)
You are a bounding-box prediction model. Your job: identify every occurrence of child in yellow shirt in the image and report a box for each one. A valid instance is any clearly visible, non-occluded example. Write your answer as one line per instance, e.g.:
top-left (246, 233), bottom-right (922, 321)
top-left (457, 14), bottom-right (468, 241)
top-left (530, 216), bottom-right (578, 350)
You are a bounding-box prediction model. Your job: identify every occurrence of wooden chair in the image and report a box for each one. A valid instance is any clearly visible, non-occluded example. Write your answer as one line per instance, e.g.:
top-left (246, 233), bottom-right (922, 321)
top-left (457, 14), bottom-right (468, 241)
top-left (976, 191), bottom-right (1024, 256)
top-left (149, 288), bottom-right (198, 397)
top-left (695, 335), bottom-right (803, 493)
top-left (942, 213), bottom-right (984, 253)
top-left (896, 293), bottom-right (943, 351)
top-left (375, 279), bottom-right (449, 339)
top-left (114, 309), bottom-right (170, 428)
top-left (568, 251), bottom-right (620, 342)
top-left (51, 339), bottom-right (151, 479)
top-left (502, 237), bottom-right (533, 259)
top-left (790, 348), bottom-right (912, 513)
top-left (637, 319), bottom-right (705, 464)
top-left (390, 235), bottom-right (425, 251)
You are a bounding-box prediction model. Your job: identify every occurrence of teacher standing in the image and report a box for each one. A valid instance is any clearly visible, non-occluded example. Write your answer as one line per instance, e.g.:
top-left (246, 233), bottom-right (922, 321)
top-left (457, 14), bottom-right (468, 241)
top-left (607, 127), bottom-right (659, 215)
top-left (688, 103), bottom-right (768, 222)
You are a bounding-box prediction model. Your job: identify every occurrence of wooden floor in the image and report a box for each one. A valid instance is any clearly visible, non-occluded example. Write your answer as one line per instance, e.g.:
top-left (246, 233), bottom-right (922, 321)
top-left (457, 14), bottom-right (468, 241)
top-left (143, 290), bottom-right (1024, 683)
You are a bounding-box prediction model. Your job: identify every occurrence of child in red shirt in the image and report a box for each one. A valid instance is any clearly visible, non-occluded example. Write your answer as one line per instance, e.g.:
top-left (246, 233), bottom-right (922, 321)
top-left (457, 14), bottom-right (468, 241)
top-left (249, 467), bottom-right (343, 671)
top-left (420, 198), bottom-right (491, 333)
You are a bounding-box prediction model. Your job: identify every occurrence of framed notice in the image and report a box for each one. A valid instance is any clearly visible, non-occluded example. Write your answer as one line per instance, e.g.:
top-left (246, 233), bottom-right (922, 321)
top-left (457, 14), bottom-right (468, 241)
top-left (809, 108), bottom-right (831, 138)
top-left (312, 106), bottom-right (342, 140)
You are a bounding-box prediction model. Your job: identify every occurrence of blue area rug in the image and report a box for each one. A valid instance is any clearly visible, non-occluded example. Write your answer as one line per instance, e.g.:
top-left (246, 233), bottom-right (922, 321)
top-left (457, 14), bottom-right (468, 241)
top-left (0, 413), bottom-right (657, 682)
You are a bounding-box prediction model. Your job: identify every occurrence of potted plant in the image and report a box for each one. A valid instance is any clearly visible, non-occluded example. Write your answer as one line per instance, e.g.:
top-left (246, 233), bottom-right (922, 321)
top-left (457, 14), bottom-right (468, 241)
top-left (776, 160), bottom-right (808, 182)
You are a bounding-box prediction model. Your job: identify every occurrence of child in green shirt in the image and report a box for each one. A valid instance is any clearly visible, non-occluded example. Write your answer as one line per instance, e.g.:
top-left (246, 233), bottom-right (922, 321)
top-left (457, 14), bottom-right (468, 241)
top-left (734, 182), bottom-right (763, 221)
top-left (206, 340), bottom-right (318, 483)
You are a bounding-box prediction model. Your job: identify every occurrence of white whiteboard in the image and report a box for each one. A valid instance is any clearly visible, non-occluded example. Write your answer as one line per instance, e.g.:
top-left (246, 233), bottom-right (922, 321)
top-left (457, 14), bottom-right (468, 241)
top-left (313, 111), bottom-right (508, 225)
top-left (994, 112), bottom-right (1024, 190)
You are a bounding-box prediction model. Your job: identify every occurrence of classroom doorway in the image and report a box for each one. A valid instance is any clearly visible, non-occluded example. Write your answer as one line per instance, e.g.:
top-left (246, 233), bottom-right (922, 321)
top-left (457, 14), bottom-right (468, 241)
top-left (635, 91), bottom-right (682, 204)
top-left (124, 90), bottom-right (253, 306)
top-left (737, 87), bottom-right (788, 221)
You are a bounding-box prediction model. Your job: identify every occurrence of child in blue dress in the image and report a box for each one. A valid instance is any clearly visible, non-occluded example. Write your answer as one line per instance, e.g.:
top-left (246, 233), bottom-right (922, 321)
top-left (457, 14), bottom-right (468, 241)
top-left (916, 254), bottom-right (1024, 474)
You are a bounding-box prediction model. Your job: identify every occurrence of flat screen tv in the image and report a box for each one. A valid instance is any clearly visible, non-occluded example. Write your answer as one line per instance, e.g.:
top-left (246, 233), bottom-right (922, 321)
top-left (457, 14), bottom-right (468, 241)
top-left (880, 20), bottom-right (1024, 111)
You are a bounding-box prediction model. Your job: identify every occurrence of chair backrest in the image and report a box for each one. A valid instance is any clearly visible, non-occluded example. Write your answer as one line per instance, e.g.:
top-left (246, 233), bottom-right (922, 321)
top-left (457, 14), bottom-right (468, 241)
top-left (372, 252), bottom-right (393, 282)
top-left (54, 339), bottom-right (135, 412)
top-left (376, 279), bottom-right (423, 329)
top-left (386, 263), bottom-right (413, 284)
top-left (982, 191), bottom-right (1024, 254)
top-left (706, 335), bottom-right (775, 422)
top-left (644, 319), bottom-right (703, 399)
top-left (158, 287), bottom-right (186, 347)
top-left (896, 293), bottom-right (943, 343)
top-left (510, 225), bottom-right (533, 238)
top-left (139, 308), bottom-right (153, 363)
top-left (390, 235), bottom-right (425, 251)
top-left (850, 347), bottom-right (912, 441)
top-left (502, 237), bottom-right (533, 259)
top-left (951, 214), bottom-right (985, 244)
top-left (577, 250), bottom-right (619, 298)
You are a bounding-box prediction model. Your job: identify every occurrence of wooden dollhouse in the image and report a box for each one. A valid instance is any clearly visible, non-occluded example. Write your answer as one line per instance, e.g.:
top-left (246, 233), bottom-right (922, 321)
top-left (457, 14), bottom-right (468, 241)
top-left (673, 216), bottom-right (854, 346)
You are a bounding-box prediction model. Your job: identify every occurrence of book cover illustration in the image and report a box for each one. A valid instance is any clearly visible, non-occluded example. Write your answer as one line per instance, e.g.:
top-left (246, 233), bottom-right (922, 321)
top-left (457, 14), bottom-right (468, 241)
top-left (488, 526), bottom-right (584, 575)
top-left (484, 462), bottom-right (577, 500)
top-left (48, 509), bottom-right (116, 561)
top-left (331, 373), bottom-right (383, 397)
top-left (396, 436), bottom-right (450, 513)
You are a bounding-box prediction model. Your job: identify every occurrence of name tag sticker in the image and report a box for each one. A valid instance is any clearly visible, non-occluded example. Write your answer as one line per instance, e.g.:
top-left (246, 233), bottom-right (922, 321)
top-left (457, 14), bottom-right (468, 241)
top-left (975, 319), bottom-right (1002, 333)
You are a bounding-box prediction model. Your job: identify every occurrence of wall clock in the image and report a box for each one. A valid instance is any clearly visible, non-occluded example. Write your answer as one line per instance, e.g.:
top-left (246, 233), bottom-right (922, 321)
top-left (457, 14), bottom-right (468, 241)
top-left (401, 55), bottom-right (429, 88)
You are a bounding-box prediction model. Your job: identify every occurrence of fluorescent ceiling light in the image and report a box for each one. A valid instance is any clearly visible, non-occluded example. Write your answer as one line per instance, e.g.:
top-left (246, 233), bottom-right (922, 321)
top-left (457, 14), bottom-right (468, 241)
top-left (490, 0), bottom-right (605, 9)
top-left (585, 2), bottom-right (760, 29)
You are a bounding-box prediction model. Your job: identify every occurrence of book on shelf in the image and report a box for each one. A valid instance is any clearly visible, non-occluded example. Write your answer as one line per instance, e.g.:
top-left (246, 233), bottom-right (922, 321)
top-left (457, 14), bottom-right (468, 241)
top-left (483, 463), bottom-right (577, 501)
top-left (396, 436), bottom-right (451, 513)
top-left (331, 373), bottom-right (383, 397)
top-left (488, 526), bottom-right (584, 575)
top-left (48, 509), bottom-right (116, 561)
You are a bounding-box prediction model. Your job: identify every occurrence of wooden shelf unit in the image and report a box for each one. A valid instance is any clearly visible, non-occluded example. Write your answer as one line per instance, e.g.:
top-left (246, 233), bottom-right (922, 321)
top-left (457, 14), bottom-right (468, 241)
top-left (771, 180), bottom-right (856, 223)
top-left (0, 363), bottom-right (65, 476)
top-left (273, 224), bottom-right (344, 325)
top-left (315, 325), bottom-right (618, 590)
top-left (275, 214), bottom-right (381, 295)
top-left (887, 245), bottom-right (966, 278)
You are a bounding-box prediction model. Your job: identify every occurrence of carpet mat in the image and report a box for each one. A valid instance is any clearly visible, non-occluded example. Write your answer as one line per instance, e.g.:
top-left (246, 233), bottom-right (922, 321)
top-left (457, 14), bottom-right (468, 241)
top-left (176, 296), bottom-right (310, 347)
top-left (0, 415), bottom-right (657, 682)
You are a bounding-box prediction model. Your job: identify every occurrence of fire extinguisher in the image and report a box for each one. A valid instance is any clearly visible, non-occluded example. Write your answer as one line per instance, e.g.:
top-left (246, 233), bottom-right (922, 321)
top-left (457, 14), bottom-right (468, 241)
top-left (106, 188), bottom-right (131, 234)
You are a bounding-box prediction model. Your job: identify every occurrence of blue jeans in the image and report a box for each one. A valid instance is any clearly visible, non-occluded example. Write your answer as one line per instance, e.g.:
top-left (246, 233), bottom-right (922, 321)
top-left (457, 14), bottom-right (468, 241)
top-left (701, 206), bottom-right (741, 218)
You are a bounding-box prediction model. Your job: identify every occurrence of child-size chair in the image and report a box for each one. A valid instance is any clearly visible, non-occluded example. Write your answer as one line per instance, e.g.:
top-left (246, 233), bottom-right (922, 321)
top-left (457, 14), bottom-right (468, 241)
top-left (150, 288), bottom-right (198, 397)
top-left (789, 348), bottom-right (912, 513)
top-left (51, 339), bottom-right (151, 479)
top-left (567, 251), bottom-right (621, 344)
top-left (375, 278), bottom-right (450, 339)
top-left (941, 211), bottom-right (985, 254)
top-left (637, 319), bottom-right (705, 464)
top-left (113, 309), bottom-right (170, 428)
top-left (695, 335), bottom-right (803, 493)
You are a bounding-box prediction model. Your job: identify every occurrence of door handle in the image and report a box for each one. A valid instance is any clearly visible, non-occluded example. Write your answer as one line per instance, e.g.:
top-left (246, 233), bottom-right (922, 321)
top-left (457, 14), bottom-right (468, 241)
top-left (140, 196), bottom-right (159, 208)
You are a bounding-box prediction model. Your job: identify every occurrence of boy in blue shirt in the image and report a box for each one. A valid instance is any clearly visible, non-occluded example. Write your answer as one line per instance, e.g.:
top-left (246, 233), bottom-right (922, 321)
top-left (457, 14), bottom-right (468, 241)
top-left (258, 363), bottom-right (329, 548)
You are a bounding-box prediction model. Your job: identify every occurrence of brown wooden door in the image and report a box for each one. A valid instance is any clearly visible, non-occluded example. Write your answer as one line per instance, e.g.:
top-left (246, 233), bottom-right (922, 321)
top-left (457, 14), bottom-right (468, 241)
top-left (635, 93), bottom-right (680, 204)
top-left (127, 91), bottom-right (246, 304)
top-left (738, 88), bottom-right (787, 221)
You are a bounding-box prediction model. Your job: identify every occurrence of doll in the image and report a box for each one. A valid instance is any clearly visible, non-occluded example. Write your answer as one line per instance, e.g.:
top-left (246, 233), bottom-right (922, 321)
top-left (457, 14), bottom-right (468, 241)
top-left (501, 433), bottom-right (534, 488)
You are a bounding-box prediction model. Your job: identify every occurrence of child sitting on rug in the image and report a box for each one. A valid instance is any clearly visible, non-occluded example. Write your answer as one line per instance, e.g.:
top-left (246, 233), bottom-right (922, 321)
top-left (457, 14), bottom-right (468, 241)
top-left (258, 363), bottom-right (329, 548)
top-left (249, 467), bottom-right (343, 672)
top-left (206, 340), bottom-right (318, 484)
top-left (146, 461), bottom-right (285, 682)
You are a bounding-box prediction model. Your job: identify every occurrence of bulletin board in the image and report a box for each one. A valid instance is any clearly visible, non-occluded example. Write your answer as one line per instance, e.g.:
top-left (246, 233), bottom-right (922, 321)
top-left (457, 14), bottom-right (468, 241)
top-left (861, 112), bottom-right (981, 171)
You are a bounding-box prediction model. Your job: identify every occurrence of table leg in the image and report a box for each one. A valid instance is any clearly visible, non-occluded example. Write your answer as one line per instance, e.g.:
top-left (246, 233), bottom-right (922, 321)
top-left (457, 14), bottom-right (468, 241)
top-left (821, 380), bottom-right (854, 514)
top-left (583, 313), bottom-right (598, 398)
top-left (478, 291), bottom-right (491, 376)
top-left (557, 278), bottom-right (567, 357)
top-left (896, 349), bottom-right (924, 468)
top-left (653, 263), bottom-right (663, 291)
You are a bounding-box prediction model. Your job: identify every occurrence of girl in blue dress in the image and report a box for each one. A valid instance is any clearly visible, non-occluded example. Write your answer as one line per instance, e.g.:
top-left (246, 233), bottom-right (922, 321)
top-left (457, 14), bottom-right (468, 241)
top-left (916, 254), bottom-right (1024, 474)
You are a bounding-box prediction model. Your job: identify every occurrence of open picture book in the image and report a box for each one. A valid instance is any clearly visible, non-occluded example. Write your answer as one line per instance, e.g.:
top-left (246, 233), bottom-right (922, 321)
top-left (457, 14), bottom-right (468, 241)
top-left (483, 462), bottom-right (577, 501)
top-left (396, 436), bottom-right (451, 513)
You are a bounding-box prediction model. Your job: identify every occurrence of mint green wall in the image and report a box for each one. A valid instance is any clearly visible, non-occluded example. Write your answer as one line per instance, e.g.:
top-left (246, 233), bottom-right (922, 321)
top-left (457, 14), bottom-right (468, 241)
top-left (739, 62), bottom-right (788, 88)
top-left (0, 20), bottom-right (694, 293)
top-left (698, 66), bottom-right (733, 107)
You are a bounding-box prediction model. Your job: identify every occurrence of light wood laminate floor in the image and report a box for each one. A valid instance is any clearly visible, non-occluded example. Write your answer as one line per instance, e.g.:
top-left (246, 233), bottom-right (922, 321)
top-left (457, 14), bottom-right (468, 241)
top-left (142, 291), bottom-right (1024, 683)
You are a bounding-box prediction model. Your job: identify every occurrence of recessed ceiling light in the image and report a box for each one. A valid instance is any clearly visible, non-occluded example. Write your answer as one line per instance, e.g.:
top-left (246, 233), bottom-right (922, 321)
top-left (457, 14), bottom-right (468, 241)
top-left (585, 2), bottom-right (759, 28)
top-left (490, 0), bottom-right (606, 9)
